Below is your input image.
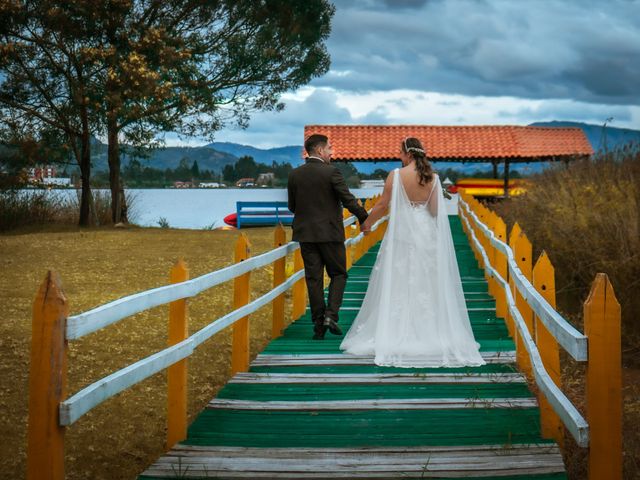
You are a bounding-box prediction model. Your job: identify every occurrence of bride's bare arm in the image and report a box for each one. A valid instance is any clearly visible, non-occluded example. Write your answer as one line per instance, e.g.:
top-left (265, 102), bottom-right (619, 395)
top-left (427, 175), bottom-right (438, 217)
top-left (362, 171), bottom-right (393, 232)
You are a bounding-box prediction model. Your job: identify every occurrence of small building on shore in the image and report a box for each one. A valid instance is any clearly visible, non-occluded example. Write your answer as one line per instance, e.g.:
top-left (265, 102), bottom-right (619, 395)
top-left (236, 178), bottom-right (256, 188)
top-left (257, 173), bottom-right (275, 186)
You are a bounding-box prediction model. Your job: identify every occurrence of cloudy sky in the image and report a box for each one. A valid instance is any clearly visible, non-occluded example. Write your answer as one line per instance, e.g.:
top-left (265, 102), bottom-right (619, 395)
top-left (170, 0), bottom-right (640, 148)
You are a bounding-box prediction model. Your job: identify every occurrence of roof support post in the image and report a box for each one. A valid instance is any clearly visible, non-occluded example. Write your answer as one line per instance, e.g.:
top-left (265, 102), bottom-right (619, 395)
top-left (504, 159), bottom-right (510, 198)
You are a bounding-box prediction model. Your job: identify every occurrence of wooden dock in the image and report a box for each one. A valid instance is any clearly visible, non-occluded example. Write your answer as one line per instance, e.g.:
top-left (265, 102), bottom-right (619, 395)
top-left (138, 217), bottom-right (566, 479)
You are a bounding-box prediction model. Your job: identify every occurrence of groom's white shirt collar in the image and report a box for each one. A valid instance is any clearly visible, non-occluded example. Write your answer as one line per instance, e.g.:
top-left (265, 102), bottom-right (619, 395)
top-left (306, 156), bottom-right (326, 164)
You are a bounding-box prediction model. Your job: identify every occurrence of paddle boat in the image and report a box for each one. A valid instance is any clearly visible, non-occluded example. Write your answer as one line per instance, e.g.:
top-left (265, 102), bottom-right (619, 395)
top-left (448, 178), bottom-right (529, 197)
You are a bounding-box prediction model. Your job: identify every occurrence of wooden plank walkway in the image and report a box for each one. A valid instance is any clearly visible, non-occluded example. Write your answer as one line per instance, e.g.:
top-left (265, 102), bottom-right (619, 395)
top-left (139, 217), bottom-right (567, 479)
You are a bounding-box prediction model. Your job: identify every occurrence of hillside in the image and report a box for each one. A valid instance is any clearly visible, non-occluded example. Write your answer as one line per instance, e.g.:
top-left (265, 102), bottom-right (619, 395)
top-left (529, 120), bottom-right (640, 152)
top-left (90, 143), bottom-right (237, 173)
top-left (67, 121), bottom-right (640, 177)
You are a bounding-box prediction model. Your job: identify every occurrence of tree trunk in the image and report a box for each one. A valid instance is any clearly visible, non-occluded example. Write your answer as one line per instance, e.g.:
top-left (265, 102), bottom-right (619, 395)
top-left (78, 103), bottom-right (95, 227)
top-left (107, 116), bottom-right (123, 224)
top-left (78, 130), bottom-right (94, 226)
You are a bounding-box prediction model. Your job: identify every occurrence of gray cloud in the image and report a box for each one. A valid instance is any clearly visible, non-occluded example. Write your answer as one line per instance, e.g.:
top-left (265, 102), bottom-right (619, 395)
top-left (315, 0), bottom-right (640, 105)
top-left (215, 89), bottom-right (359, 147)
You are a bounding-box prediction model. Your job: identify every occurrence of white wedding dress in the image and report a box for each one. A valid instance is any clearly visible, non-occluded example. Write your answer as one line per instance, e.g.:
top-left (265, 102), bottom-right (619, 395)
top-left (340, 169), bottom-right (486, 368)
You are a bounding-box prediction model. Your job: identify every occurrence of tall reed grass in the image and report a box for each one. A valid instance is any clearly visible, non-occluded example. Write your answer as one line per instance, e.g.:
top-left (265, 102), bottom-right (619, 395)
top-left (493, 147), bottom-right (640, 361)
top-left (492, 146), bottom-right (640, 478)
top-left (0, 188), bottom-right (138, 232)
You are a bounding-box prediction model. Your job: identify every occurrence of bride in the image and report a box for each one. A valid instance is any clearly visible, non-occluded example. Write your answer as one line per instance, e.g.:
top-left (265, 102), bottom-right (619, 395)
top-left (340, 137), bottom-right (485, 368)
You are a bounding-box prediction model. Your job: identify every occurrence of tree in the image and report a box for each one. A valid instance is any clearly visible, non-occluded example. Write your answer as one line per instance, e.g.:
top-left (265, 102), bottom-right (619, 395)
top-left (235, 155), bottom-right (258, 180)
top-left (190, 160), bottom-right (200, 178)
top-left (0, 0), bottom-right (106, 225)
top-left (1, 0), bottom-right (335, 225)
top-left (98, 0), bottom-right (335, 222)
top-left (222, 164), bottom-right (235, 183)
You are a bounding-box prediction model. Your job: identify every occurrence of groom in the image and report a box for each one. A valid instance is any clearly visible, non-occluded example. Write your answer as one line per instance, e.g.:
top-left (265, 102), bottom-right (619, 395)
top-left (287, 134), bottom-right (369, 340)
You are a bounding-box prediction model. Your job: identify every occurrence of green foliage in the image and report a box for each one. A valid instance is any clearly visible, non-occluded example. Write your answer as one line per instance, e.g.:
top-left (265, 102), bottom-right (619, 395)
top-left (0, 0), bottom-right (335, 221)
top-left (222, 156), bottom-right (293, 184)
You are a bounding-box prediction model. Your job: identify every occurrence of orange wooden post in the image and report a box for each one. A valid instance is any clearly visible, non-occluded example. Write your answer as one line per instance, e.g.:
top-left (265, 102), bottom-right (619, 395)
top-left (493, 215), bottom-right (508, 319)
top-left (585, 273), bottom-right (622, 480)
top-left (231, 234), bottom-right (251, 375)
top-left (27, 271), bottom-right (68, 480)
top-left (167, 259), bottom-right (189, 448)
top-left (292, 248), bottom-right (306, 320)
top-left (532, 251), bottom-right (563, 446)
top-left (513, 231), bottom-right (534, 379)
top-left (272, 224), bottom-right (286, 339)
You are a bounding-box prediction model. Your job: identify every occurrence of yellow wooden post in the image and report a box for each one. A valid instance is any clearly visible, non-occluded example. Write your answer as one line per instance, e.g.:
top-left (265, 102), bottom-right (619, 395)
top-left (354, 224), bottom-right (363, 263)
top-left (585, 273), bottom-right (622, 480)
top-left (272, 224), bottom-right (286, 339)
top-left (345, 223), bottom-right (353, 270)
top-left (493, 215), bottom-right (508, 319)
top-left (506, 222), bottom-right (522, 338)
top-left (532, 251), bottom-right (563, 446)
top-left (167, 259), bottom-right (189, 448)
top-left (27, 271), bottom-right (68, 480)
top-left (231, 234), bottom-right (251, 375)
top-left (513, 231), bottom-right (534, 379)
top-left (485, 212), bottom-right (497, 298)
top-left (292, 248), bottom-right (306, 320)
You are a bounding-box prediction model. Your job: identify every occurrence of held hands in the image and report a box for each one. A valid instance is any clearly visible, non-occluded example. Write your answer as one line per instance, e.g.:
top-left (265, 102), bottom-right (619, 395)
top-left (361, 220), bottom-right (372, 235)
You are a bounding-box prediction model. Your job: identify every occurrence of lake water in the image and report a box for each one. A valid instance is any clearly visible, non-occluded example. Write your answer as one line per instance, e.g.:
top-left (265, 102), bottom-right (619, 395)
top-left (47, 187), bottom-right (385, 229)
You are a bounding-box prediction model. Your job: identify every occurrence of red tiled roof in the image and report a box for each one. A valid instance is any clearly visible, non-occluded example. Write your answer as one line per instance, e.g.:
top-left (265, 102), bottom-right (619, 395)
top-left (303, 125), bottom-right (593, 162)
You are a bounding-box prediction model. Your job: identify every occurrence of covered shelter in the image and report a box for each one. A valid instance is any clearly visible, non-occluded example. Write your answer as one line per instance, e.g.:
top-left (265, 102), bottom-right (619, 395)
top-left (303, 125), bottom-right (593, 197)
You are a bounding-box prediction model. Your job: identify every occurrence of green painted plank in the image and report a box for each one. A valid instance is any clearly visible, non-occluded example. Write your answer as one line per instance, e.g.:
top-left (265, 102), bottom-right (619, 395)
top-left (216, 383), bottom-right (534, 401)
top-left (184, 408), bottom-right (548, 448)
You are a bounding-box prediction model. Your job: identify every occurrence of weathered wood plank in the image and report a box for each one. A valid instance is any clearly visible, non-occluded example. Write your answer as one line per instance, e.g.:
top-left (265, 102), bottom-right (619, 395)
top-left (206, 397), bottom-right (538, 410)
top-left (141, 444), bottom-right (564, 478)
top-left (228, 372), bottom-right (526, 384)
top-left (251, 351), bottom-right (516, 367)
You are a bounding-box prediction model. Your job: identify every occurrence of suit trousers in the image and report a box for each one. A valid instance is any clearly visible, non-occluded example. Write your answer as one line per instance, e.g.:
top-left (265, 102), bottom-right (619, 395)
top-left (299, 242), bottom-right (348, 335)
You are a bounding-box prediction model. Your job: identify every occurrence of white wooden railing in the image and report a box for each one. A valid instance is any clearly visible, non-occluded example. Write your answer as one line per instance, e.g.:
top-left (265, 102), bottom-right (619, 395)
top-left (458, 191), bottom-right (622, 480)
top-left (27, 198), bottom-right (388, 480)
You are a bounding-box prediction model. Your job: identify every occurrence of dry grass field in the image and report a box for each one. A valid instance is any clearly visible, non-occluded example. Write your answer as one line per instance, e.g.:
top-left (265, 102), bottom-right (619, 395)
top-left (0, 224), bottom-right (290, 479)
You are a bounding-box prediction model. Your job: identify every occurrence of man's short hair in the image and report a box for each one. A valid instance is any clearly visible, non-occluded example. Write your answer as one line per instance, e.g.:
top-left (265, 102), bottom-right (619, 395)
top-left (304, 134), bottom-right (328, 155)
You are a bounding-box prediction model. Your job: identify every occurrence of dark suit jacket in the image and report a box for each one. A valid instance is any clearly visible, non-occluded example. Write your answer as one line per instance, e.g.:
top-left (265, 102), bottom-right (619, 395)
top-left (287, 158), bottom-right (369, 243)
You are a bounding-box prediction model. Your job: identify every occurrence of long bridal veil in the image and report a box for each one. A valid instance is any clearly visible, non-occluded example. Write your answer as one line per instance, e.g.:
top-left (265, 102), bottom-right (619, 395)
top-left (340, 169), bottom-right (485, 367)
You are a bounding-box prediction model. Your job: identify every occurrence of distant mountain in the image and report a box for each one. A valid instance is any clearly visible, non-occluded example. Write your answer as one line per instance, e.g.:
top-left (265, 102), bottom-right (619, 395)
top-left (529, 120), bottom-right (640, 152)
top-left (91, 142), bottom-right (237, 173)
top-left (207, 142), bottom-right (304, 167)
top-left (207, 144), bottom-right (510, 175)
top-left (84, 121), bottom-right (638, 176)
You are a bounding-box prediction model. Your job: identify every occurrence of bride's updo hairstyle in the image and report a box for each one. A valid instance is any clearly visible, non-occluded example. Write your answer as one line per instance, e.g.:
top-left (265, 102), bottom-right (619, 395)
top-left (402, 137), bottom-right (433, 185)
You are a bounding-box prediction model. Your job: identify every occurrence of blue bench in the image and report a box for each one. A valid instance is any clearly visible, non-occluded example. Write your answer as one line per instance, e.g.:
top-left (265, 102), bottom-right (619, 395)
top-left (236, 201), bottom-right (294, 228)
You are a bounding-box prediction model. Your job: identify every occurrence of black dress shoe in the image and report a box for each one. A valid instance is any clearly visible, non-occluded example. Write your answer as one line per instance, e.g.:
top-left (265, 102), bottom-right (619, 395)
top-left (323, 317), bottom-right (343, 335)
top-left (312, 333), bottom-right (325, 340)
